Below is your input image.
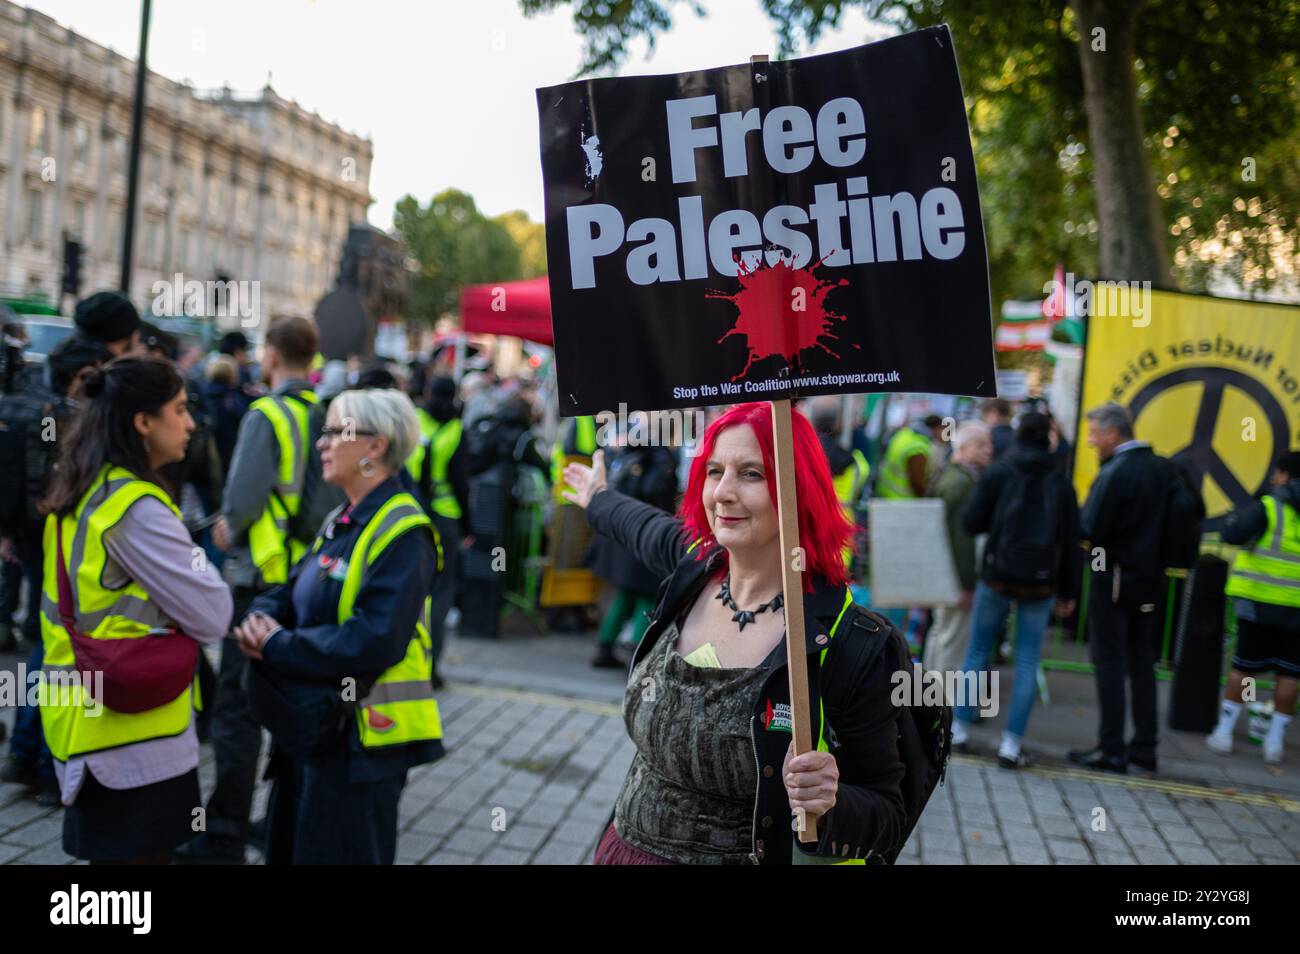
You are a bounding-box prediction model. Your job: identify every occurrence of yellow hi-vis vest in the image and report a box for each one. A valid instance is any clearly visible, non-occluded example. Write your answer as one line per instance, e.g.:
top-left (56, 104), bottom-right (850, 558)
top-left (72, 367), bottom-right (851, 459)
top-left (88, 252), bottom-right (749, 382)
top-left (247, 390), bottom-right (318, 585)
top-left (832, 449), bottom-right (869, 569)
top-left (552, 415), bottom-right (597, 502)
top-left (40, 465), bottom-right (195, 762)
top-left (832, 449), bottom-right (870, 509)
top-left (314, 491), bottom-right (444, 749)
top-left (876, 427), bottom-right (931, 499)
top-left (405, 408), bottom-right (439, 481)
top-left (408, 418), bottom-right (464, 521)
top-left (1226, 495), bottom-right (1300, 608)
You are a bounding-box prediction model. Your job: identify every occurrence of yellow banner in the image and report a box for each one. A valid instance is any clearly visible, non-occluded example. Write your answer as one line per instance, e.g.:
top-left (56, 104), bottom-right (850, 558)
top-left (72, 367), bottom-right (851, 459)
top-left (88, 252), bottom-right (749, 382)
top-left (1074, 289), bottom-right (1300, 525)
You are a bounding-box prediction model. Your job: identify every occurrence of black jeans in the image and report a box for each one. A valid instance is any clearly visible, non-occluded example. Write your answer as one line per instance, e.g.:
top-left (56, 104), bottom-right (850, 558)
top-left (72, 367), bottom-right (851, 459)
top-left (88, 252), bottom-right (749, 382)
top-left (428, 514), bottom-right (461, 668)
top-left (205, 586), bottom-right (263, 840)
top-left (1087, 582), bottom-right (1159, 758)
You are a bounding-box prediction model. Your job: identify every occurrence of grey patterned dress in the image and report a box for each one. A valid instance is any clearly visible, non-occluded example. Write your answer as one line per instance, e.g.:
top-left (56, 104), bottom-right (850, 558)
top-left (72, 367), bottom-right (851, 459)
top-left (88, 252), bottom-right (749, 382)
top-left (613, 619), bottom-right (776, 864)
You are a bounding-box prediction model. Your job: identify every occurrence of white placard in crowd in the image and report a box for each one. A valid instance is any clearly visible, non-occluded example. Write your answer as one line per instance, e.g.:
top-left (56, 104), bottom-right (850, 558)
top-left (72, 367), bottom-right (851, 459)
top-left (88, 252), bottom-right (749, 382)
top-left (868, 499), bottom-right (961, 608)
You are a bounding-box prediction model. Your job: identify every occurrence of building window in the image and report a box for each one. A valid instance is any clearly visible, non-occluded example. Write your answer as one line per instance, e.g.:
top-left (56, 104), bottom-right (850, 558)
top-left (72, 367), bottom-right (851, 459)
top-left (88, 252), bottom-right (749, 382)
top-left (73, 121), bottom-right (90, 168)
top-left (26, 189), bottom-right (43, 243)
top-left (70, 199), bottom-right (87, 240)
top-left (113, 135), bottom-right (127, 179)
top-left (28, 105), bottom-right (47, 155)
top-left (106, 209), bottom-right (122, 256)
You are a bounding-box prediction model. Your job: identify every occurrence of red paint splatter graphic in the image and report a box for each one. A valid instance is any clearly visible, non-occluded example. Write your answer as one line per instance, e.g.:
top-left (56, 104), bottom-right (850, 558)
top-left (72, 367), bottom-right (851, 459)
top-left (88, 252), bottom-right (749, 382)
top-left (707, 259), bottom-right (849, 381)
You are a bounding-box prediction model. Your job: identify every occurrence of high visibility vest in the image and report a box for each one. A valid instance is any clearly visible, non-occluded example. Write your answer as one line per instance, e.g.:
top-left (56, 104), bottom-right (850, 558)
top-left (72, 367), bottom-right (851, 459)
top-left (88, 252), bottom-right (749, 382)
top-left (40, 465), bottom-right (195, 762)
top-left (832, 449), bottom-right (870, 509)
top-left (246, 390), bottom-right (317, 585)
top-left (1226, 495), bottom-right (1300, 608)
top-left (314, 491), bottom-right (444, 749)
top-left (876, 427), bottom-right (931, 499)
top-left (552, 415), bottom-right (597, 502)
top-left (405, 408), bottom-right (439, 481)
top-left (409, 417), bottom-right (464, 521)
top-left (832, 450), bottom-right (869, 569)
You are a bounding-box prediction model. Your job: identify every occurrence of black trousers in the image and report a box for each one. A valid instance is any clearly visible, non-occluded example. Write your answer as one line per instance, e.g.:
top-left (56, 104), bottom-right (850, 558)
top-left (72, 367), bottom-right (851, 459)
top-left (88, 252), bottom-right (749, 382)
top-left (206, 586), bottom-right (263, 840)
top-left (428, 514), bottom-right (460, 668)
top-left (1087, 583), bottom-right (1159, 758)
top-left (263, 746), bottom-right (406, 865)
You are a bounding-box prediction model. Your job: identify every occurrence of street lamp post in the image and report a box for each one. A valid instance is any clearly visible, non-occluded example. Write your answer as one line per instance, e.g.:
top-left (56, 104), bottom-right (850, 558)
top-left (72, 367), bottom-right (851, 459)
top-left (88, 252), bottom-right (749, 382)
top-left (119, 0), bottom-right (152, 295)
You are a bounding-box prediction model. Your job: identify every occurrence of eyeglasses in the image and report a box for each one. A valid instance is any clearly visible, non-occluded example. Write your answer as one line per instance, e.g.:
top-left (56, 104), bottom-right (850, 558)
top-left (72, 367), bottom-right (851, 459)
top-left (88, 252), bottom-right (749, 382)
top-left (319, 425), bottom-right (378, 441)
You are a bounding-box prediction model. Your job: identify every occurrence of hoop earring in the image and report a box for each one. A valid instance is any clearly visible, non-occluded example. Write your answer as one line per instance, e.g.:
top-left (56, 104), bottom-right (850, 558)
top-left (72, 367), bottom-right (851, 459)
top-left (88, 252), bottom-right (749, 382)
top-left (359, 457), bottom-right (376, 478)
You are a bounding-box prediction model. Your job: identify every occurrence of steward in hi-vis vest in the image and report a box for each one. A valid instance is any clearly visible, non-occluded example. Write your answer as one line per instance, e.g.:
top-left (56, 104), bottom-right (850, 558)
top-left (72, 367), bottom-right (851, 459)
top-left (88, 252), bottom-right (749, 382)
top-left (404, 376), bottom-right (469, 688)
top-left (244, 471), bottom-right (443, 864)
top-left (189, 314), bottom-right (321, 864)
top-left (1211, 452), bottom-right (1300, 765)
top-left (38, 353), bottom-right (233, 864)
top-left (876, 425), bottom-right (933, 499)
top-left (41, 466), bottom-right (202, 762)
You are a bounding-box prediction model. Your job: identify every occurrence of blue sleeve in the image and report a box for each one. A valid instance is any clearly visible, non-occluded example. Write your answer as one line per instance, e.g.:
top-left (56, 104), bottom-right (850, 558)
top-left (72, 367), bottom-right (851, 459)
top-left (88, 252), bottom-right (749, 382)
top-left (1220, 498), bottom-right (1269, 546)
top-left (260, 527), bottom-right (434, 685)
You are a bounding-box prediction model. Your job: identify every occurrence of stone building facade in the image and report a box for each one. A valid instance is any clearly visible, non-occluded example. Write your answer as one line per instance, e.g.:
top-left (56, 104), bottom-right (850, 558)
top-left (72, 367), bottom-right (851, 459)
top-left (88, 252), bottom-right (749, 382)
top-left (0, 0), bottom-right (373, 331)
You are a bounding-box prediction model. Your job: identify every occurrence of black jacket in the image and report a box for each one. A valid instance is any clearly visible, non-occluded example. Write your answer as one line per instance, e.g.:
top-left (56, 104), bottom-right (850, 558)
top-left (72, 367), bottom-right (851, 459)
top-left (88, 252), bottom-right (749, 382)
top-left (586, 489), bottom-right (907, 865)
top-left (586, 445), bottom-right (679, 595)
top-left (961, 441), bottom-right (1082, 599)
top-left (1221, 479), bottom-right (1300, 628)
top-left (1080, 444), bottom-right (1169, 606)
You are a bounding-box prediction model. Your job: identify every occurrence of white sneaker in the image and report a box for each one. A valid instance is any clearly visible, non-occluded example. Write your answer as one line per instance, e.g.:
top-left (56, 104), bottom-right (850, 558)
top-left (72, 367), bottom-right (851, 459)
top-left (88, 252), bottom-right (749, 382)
top-left (1265, 738), bottom-right (1284, 765)
top-left (1205, 729), bottom-right (1233, 755)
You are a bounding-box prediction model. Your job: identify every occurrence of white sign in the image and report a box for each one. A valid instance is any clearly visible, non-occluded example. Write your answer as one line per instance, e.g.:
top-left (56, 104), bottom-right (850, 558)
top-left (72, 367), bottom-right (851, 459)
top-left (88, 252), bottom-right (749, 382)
top-left (868, 499), bottom-right (961, 608)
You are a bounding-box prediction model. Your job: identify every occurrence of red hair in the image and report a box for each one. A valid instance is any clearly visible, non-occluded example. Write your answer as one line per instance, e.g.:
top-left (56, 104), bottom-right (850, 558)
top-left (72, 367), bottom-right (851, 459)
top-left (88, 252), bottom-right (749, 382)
top-left (677, 402), bottom-right (854, 592)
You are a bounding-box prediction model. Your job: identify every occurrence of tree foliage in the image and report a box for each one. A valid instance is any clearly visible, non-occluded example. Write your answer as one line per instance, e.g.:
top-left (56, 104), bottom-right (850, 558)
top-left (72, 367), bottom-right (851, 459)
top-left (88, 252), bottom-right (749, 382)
top-left (494, 209), bottom-right (549, 278)
top-left (393, 189), bottom-right (526, 325)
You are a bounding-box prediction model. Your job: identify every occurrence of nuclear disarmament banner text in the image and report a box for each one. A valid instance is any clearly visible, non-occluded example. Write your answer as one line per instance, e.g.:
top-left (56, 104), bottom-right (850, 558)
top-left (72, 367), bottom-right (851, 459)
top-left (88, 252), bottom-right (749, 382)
top-left (1075, 289), bottom-right (1300, 528)
top-left (537, 26), bottom-right (994, 416)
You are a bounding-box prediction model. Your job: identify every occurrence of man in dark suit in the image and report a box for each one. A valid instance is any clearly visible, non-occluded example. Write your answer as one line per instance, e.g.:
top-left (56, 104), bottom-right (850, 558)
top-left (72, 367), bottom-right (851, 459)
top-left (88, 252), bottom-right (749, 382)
top-left (1069, 402), bottom-right (1170, 774)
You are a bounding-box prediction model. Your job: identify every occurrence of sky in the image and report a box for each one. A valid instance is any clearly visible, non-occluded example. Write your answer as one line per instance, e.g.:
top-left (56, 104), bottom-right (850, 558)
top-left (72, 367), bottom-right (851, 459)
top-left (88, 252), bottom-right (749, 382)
top-left (27, 0), bottom-right (892, 230)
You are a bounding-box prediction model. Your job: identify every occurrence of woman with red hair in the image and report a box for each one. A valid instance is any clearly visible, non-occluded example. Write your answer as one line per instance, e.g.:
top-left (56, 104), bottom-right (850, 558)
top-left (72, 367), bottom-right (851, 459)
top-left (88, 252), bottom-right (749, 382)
top-left (564, 401), bottom-right (907, 865)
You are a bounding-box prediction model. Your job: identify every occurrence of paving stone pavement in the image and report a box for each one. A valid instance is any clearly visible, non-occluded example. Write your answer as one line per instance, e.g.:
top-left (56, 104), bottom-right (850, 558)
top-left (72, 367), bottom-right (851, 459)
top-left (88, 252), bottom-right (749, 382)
top-left (4, 631), bottom-right (1300, 864)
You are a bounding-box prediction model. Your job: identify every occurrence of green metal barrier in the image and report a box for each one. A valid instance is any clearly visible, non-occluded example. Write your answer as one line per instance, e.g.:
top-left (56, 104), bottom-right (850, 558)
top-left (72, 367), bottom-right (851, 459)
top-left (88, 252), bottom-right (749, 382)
top-left (500, 467), bottom-right (549, 629)
top-left (1039, 547), bottom-right (1275, 691)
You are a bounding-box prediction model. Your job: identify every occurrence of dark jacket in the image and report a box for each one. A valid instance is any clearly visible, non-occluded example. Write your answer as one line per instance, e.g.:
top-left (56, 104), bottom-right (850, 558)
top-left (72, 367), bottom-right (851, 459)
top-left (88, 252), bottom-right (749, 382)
top-left (586, 489), bottom-right (907, 865)
top-left (250, 474), bottom-right (441, 782)
top-left (962, 440), bottom-right (1082, 599)
top-left (1080, 444), bottom-right (1168, 606)
top-left (587, 445), bottom-right (679, 595)
top-left (205, 379), bottom-right (252, 474)
top-left (990, 423), bottom-right (1014, 460)
top-left (818, 432), bottom-right (855, 481)
top-left (1221, 479), bottom-right (1300, 628)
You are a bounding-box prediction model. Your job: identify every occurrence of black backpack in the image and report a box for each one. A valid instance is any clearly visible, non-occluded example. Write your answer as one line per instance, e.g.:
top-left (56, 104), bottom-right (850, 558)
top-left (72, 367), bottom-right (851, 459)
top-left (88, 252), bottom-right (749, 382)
top-left (282, 394), bottom-right (345, 545)
top-left (985, 465), bottom-right (1062, 589)
top-left (830, 608), bottom-right (951, 864)
top-left (1159, 457), bottom-right (1206, 570)
top-left (0, 386), bottom-right (68, 536)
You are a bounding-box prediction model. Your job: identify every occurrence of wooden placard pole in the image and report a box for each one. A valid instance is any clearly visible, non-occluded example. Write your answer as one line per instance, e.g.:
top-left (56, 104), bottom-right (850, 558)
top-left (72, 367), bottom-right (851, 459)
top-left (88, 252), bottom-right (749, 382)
top-left (747, 52), bottom-right (817, 845)
top-left (771, 396), bottom-right (817, 844)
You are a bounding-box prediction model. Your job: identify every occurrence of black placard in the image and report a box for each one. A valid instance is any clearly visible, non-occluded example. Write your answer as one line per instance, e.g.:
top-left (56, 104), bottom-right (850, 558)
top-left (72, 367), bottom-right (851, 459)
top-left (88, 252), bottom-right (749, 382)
top-left (537, 26), bottom-right (995, 417)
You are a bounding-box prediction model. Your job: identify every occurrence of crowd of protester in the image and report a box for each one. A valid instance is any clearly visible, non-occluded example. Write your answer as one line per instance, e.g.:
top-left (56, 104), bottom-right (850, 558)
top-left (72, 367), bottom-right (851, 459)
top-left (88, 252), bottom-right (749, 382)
top-left (0, 291), bottom-right (1295, 866)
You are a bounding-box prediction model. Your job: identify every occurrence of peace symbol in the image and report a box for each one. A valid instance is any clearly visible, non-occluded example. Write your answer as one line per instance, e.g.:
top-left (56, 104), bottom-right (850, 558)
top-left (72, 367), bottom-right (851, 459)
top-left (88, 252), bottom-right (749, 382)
top-left (1128, 366), bottom-right (1290, 530)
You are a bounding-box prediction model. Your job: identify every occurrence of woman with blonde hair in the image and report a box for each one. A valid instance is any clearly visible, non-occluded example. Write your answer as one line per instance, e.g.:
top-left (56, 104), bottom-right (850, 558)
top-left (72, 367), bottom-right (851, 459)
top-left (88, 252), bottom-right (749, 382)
top-left (236, 388), bottom-right (444, 864)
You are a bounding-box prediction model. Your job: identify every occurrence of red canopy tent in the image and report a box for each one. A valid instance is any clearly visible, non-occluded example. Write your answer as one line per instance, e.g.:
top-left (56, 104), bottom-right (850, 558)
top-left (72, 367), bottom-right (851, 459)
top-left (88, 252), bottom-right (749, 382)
top-left (459, 276), bottom-right (553, 346)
